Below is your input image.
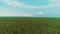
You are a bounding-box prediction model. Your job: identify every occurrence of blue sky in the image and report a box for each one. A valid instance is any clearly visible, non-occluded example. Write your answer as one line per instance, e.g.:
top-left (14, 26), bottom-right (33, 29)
top-left (0, 0), bottom-right (60, 17)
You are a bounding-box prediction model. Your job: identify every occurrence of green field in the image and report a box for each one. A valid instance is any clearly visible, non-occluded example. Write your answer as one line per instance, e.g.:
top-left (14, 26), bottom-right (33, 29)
top-left (0, 17), bottom-right (60, 34)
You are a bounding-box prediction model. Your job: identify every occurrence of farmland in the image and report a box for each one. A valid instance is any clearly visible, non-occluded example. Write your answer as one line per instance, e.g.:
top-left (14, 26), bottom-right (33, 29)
top-left (0, 17), bottom-right (60, 34)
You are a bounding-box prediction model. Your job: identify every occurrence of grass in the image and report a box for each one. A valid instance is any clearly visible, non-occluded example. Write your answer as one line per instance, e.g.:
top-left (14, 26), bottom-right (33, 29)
top-left (0, 17), bottom-right (59, 34)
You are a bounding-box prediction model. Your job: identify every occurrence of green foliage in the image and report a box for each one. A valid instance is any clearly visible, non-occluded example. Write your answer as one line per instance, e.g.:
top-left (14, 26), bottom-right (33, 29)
top-left (0, 17), bottom-right (59, 34)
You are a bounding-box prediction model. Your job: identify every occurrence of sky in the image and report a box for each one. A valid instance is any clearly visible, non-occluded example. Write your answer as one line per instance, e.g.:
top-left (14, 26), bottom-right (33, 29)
top-left (0, 0), bottom-right (60, 17)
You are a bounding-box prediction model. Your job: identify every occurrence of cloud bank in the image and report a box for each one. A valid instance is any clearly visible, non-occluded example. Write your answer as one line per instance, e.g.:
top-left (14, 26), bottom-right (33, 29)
top-left (0, 11), bottom-right (32, 17)
top-left (1, 0), bottom-right (60, 9)
top-left (0, 8), bottom-right (32, 16)
top-left (1, 0), bottom-right (60, 17)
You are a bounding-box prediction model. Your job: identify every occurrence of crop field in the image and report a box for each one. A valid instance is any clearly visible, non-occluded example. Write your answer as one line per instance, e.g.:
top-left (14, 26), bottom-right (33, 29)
top-left (0, 17), bottom-right (60, 34)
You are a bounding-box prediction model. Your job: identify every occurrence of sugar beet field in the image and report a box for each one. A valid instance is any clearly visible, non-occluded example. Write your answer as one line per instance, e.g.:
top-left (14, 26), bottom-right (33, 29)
top-left (0, 17), bottom-right (60, 34)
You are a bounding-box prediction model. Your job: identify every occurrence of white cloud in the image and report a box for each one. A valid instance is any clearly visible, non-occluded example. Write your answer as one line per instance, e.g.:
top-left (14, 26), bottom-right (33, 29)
top-left (0, 8), bottom-right (32, 16)
top-left (50, 0), bottom-right (57, 2)
top-left (38, 11), bottom-right (44, 15)
top-left (50, 0), bottom-right (60, 3)
top-left (1, 0), bottom-right (60, 9)
top-left (1, 0), bottom-right (39, 9)
top-left (51, 12), bottom-right (57, 15)
top-left (0, 11), bottom-right (32, 16)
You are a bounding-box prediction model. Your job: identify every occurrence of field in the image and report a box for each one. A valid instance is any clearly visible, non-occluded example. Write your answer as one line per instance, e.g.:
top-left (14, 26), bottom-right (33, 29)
top-left (0, 17), bottom-right (60, 34)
